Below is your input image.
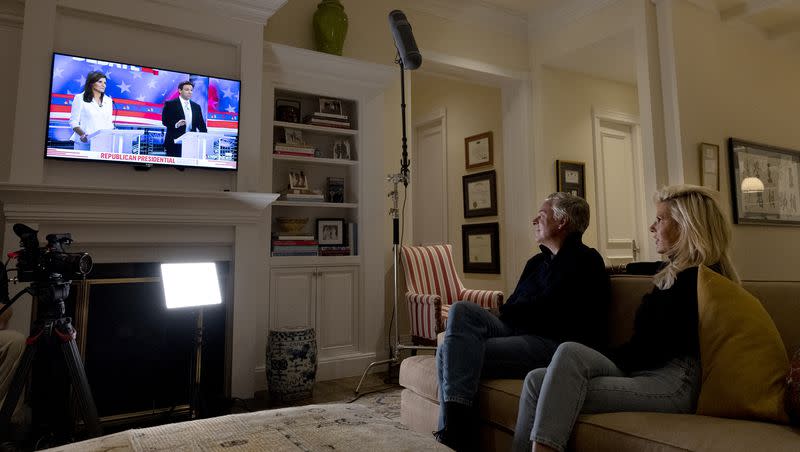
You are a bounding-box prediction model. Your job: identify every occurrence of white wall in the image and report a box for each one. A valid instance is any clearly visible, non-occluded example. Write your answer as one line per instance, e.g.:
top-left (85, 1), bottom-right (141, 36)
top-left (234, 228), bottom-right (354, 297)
top-left (669, 1), bottom-right (800, 280)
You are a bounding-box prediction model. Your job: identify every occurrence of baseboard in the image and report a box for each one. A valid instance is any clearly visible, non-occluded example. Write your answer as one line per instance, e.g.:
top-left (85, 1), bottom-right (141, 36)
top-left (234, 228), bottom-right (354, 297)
top-left (252, 352), bottom-right (382, 392)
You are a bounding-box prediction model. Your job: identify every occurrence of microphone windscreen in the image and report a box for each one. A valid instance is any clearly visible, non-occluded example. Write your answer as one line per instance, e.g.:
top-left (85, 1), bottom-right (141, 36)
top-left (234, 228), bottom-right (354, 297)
top-left (388, 10), bottom-right (422, 70)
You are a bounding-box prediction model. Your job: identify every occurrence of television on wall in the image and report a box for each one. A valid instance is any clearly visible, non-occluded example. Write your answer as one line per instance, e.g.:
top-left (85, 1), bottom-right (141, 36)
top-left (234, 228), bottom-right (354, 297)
top-left (45, 52), bottom-right (240, 170)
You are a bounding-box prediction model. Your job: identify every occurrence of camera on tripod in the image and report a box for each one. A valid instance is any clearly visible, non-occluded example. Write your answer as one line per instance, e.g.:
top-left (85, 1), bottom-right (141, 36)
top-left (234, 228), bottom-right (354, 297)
top-left (9, 223), bottom-right (92, 283)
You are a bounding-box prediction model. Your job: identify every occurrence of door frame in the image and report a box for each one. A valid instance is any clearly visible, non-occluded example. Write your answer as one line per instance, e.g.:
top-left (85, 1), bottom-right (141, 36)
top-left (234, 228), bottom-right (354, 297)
top-left (412, 108), bottom-right (448, 245)
top-left (591, 108), bottom-right (652, 263)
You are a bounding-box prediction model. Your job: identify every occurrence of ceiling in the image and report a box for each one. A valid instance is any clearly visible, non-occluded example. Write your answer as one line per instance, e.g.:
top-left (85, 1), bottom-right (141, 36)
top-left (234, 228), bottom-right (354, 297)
top-left (474, 0), bottom-right (800, 85)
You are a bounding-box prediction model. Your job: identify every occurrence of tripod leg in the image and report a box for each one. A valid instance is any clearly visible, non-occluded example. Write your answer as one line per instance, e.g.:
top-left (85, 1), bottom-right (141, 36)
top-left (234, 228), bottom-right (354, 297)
top-left (59, 339), bottom-right (101, 438)
top-left (0, 341), bottom-right (37, 440)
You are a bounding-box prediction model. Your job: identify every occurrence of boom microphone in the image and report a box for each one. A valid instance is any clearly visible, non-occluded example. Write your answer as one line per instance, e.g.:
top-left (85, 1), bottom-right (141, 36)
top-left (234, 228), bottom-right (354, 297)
top-left (388, 10), bottom-right (421, 70)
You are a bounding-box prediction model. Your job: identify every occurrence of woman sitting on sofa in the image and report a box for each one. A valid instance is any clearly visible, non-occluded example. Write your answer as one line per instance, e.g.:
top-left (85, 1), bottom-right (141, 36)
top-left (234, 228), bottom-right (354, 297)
top-left (511, 184), bottom-right (740, 452)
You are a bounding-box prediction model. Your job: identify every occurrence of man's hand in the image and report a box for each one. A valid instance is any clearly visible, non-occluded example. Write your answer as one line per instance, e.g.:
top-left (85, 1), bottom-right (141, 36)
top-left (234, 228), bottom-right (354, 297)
top-left (488, 306), bottom-right (501, 317)
top-left (175, 119), bottom-right (186, 128)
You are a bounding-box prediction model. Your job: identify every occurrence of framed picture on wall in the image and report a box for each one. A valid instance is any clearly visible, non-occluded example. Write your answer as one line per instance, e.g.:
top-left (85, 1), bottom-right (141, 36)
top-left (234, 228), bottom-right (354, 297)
top-left (461, 222), bottom-right (500, 274)
top-left (728, 138), bottom-right (800, 225)
top-left (556, 160), bottom-right (586, 199)
top-left (700, 142), bottom-right (720, 191)
top-left (465, 131), bottom-right (493, 170)
top-left (462, 170), bottom-right (498, 218)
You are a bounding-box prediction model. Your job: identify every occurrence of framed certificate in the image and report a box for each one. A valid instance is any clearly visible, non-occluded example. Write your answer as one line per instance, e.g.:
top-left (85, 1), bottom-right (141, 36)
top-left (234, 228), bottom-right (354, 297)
top-left (463, 170), bottom-right (497, 218)
top-left (461, 222), bottom-right (500, 274)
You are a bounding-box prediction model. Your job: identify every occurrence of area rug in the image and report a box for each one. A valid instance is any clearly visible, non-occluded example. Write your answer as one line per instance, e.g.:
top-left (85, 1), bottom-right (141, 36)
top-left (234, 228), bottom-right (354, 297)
top-left (44, 401), bottom-right (447, 452)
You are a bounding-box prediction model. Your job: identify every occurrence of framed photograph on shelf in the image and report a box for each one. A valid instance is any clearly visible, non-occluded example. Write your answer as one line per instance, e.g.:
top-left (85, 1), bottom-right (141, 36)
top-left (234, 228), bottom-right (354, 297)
top-left (728, 137), bottom-right (800, 225)
top-left (283, 127), bottom-right (304, 146)
top-left (319, 98), bottom-right (343, 115)
top-left (462, 170), bottom-right (497, 218)
top-left (275, 98), bottom-right (301, 123)
top-left (288, 170), bottom-right (309, 191)
top-left (461, 222), bottom-right (500, 274)
top-left (333, 138), bottom-right (351, 160)
top-left (556, 160), bottom-right (586, 199)
top-left (317, 218), bottom-right (345, 245)
top-left (465, 131), bottom-right (493, 170)
top-left (700, 142), bottom-right (720, 191)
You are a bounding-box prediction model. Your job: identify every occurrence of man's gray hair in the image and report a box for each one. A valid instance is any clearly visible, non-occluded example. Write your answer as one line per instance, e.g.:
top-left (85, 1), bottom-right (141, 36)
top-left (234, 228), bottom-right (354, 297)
top-left (545, 192), bottom-right (590, 236)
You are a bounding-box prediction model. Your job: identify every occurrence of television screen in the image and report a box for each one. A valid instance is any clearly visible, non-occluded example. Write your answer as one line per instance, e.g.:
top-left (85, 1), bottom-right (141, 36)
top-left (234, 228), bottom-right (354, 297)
top-left (45, 53), bottom-right (239, 170)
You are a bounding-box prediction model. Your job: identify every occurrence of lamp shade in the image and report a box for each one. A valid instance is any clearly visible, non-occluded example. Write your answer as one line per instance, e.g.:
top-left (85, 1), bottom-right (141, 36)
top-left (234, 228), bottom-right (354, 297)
top-left (741, 177), bottom-right (765, 194)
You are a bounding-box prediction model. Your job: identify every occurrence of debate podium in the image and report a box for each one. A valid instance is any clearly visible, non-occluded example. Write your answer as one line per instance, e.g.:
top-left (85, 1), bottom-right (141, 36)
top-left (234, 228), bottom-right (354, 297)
top-left (175, 132), bottom-right (227, 159)
top-left (89, 129), bottom-right (145, 154)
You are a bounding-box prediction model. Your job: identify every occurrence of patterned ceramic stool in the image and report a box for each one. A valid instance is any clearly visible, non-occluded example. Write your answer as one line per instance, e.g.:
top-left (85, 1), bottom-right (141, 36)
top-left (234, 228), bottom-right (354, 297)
top-left (266, 327), bottom-right (318, 402)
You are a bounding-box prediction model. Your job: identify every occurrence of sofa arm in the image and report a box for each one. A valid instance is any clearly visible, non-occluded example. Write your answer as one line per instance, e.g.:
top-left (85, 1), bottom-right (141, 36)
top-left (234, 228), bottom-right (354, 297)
top-left (460, 289), bottom-right (504, 309)
top-left (406, 293), bottom-right (443, 341)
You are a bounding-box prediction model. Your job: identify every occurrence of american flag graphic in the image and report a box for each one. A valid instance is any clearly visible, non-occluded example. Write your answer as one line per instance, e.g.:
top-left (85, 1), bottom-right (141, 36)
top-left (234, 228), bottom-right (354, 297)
top-left (47, 53), bottom-right (239, 143)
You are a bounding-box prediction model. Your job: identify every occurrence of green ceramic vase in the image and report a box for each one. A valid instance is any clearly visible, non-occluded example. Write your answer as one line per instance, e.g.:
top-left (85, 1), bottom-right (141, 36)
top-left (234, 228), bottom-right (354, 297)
top-left (313, 0), bottom-right (348, 56)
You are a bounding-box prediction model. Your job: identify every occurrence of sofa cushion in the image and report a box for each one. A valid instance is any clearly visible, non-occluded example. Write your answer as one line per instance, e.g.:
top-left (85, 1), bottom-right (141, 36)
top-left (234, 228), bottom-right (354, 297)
top-left (573, 412), bottom-right (800, 452)
top-left (477, 379), bottom-right (523, 432)
top-left (696, 265), bottom-right (789, 423)
top-left (398, 355), bottom-right (439, 402)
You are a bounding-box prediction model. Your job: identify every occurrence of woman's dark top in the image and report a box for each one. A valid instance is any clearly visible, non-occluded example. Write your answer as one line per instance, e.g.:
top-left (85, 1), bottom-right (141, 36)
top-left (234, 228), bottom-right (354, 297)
top-left (607, 262), bottom-right (708, 372)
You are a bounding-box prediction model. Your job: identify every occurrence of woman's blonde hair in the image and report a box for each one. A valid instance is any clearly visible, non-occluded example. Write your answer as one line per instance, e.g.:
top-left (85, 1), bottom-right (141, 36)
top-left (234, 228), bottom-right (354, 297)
top-left (653, 184), bottom-right (740, 289)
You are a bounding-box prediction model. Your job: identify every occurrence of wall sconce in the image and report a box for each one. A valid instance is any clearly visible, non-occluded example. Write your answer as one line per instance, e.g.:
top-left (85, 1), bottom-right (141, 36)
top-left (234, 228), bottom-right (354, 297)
top-left (741, 177), bottom-right (765, 194)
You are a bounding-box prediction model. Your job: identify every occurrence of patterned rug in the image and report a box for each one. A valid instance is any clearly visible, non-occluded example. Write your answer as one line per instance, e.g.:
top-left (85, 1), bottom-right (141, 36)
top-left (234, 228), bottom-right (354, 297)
top-left (43, 391), bottom-right (444, 452)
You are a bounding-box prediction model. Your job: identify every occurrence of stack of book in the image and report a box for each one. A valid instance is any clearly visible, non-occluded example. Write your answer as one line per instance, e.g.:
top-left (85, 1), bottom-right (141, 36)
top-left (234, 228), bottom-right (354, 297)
top-left (274, 142), bottom-right (315, 157)
top-left (304, 112), bottom-right (351, 129)
top-left (319, 245), bottom-right (351, 256)
top-left (271, 234), bottom-right (318, 256)
top-left (281, 191), bottom-right (325, 202)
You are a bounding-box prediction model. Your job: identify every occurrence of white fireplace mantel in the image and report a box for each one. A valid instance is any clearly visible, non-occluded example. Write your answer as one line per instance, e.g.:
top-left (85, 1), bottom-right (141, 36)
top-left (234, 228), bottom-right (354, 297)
top-left (0, 183), bottom-right (278, 398)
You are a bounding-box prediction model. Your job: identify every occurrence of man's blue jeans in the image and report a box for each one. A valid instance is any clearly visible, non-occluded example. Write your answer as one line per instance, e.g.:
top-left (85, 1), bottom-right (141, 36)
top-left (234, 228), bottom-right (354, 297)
top-left (511, 342), bottom-right (700, 452)
top-left (436, 301), bottom-right (559, 430)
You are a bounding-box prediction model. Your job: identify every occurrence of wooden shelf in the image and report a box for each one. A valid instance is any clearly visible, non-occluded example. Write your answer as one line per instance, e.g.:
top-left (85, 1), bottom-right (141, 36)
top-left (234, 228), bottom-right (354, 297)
top-left (272, 154), bottom-right (358, 166)
top-left (274, 121), bottom-right (357, 136)
top-left (272, 201), bottom-right (358, 208)
top-left (270, 255), bottom-right (360, 266)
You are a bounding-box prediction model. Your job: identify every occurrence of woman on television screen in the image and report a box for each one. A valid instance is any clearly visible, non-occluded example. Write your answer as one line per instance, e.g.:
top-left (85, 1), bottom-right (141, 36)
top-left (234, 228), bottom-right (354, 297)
top-left (69, 70), bottom-right (114, 150)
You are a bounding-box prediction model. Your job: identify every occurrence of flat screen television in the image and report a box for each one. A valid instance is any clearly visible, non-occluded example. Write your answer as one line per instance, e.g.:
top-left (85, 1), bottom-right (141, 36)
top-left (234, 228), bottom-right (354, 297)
top-left (45, 52), bottom-right (240, 170)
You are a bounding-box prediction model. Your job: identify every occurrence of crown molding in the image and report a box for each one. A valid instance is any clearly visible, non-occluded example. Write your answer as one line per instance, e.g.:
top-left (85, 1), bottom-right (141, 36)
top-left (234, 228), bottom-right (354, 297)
top-left (529, 0), bottom-right (621, 37)
top-left (407, 0), bottom-right (528, 41)
top-left (145, 0), bottom-right (286, 25)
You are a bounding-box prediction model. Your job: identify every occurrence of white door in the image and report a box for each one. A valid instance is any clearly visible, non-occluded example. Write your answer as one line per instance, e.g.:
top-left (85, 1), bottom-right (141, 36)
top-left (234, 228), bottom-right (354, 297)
top-left (270, 267), bottom-right (316, 329)
top-left (412, 118), bottom-right (447, 245)
top-left (594, 118), bottom-right (644, 266)
top-left (316, 266), bottom-right (359, 359)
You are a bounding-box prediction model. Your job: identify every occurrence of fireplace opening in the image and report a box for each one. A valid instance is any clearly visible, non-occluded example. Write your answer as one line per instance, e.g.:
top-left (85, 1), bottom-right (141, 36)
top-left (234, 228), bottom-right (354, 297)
top-left (49, 261), bottom-right (231, 428)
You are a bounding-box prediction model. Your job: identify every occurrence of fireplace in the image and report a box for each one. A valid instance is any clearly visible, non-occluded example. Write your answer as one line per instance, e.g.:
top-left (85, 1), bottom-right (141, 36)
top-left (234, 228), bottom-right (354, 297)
top-left (63, 262), bottom-right (230, 424)
top-left (0, 184), bottom-right (278, 400)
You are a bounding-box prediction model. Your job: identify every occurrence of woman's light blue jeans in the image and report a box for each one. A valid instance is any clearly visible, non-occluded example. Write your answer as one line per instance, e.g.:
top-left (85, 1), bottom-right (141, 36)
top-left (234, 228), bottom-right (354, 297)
top-left (511, 342), bottom-right (701, 452)
top-left (436, 301), bottom-right (559, 430)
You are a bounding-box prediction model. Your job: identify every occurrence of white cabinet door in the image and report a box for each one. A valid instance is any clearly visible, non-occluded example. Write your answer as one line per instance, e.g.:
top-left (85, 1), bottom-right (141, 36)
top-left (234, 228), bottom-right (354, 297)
top-left (316, 266), bottom-right (359, 358)
top-left (270, 267), bottom-right (316, 330)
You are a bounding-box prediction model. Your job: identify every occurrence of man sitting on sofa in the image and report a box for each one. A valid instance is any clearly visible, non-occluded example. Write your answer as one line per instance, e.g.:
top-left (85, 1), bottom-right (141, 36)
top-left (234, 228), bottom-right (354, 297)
top-left (434, 192), bottom-right (610, 451)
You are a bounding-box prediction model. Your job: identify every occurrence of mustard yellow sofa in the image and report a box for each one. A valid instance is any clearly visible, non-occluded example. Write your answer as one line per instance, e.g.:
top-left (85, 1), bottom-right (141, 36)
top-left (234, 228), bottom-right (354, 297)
top-left (399, 275), bottom-right (800, 451)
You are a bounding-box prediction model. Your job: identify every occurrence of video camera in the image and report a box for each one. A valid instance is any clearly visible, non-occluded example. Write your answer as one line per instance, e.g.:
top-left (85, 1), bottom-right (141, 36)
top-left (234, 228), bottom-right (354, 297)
top-left (10, 223), bottom-right (92, 282)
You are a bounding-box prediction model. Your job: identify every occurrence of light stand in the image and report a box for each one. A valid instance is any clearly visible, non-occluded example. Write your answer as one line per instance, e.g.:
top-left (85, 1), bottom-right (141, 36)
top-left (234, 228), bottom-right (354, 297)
top-left (354, 55), bottom-right (436, 395)
top-left (161, 262), bottom-right (221, 420)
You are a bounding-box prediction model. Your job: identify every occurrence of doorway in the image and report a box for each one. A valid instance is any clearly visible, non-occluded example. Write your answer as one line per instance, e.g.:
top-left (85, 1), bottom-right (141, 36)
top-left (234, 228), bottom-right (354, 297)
top-left (592, 111), bottom-right (646, 266)
top-left (412, 111), bottom-right (447, 245)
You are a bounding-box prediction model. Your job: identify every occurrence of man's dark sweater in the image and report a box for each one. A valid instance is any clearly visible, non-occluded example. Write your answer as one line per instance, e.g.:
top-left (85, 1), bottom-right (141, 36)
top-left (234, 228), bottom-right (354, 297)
top-left (498, 235), bottom-right (610, 348)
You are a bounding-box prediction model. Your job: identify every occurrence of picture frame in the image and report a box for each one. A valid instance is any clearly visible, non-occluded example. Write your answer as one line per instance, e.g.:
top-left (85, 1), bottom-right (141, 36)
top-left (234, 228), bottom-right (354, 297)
top-left (700, 142), bottom-right (720, 191)
top-left (333, 138), bottom-right (351, 160)
top-left (461, 222), bottom-right (500, 274)
top-left (556, 160), bottom-right (586, 199)
top-left (319, 98), bottom-right (343, 116)
top-left (288, 170), bottom-right (309, 191)
top-left (317, 218), bottom-right (345, 245)
top-left (728, 138), bottom-right (800, 226)
top-left (283, 127), bottom-right (304, 146)
top-left (275, 98), bottom-right (301, 123)
top-left (462, 170), bottom-right (498, 218)
top-left (465, 131), bottom-right (493, 170)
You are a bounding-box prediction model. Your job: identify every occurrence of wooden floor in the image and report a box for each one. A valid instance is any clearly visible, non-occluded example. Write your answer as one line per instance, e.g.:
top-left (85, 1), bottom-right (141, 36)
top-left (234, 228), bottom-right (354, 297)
top-left (230, 369), bottom-right (398, 413)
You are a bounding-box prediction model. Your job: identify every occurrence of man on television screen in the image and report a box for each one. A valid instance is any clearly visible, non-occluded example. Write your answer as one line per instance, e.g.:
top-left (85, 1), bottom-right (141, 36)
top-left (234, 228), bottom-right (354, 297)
top-left (161, 81), bottom-right (207, 158)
